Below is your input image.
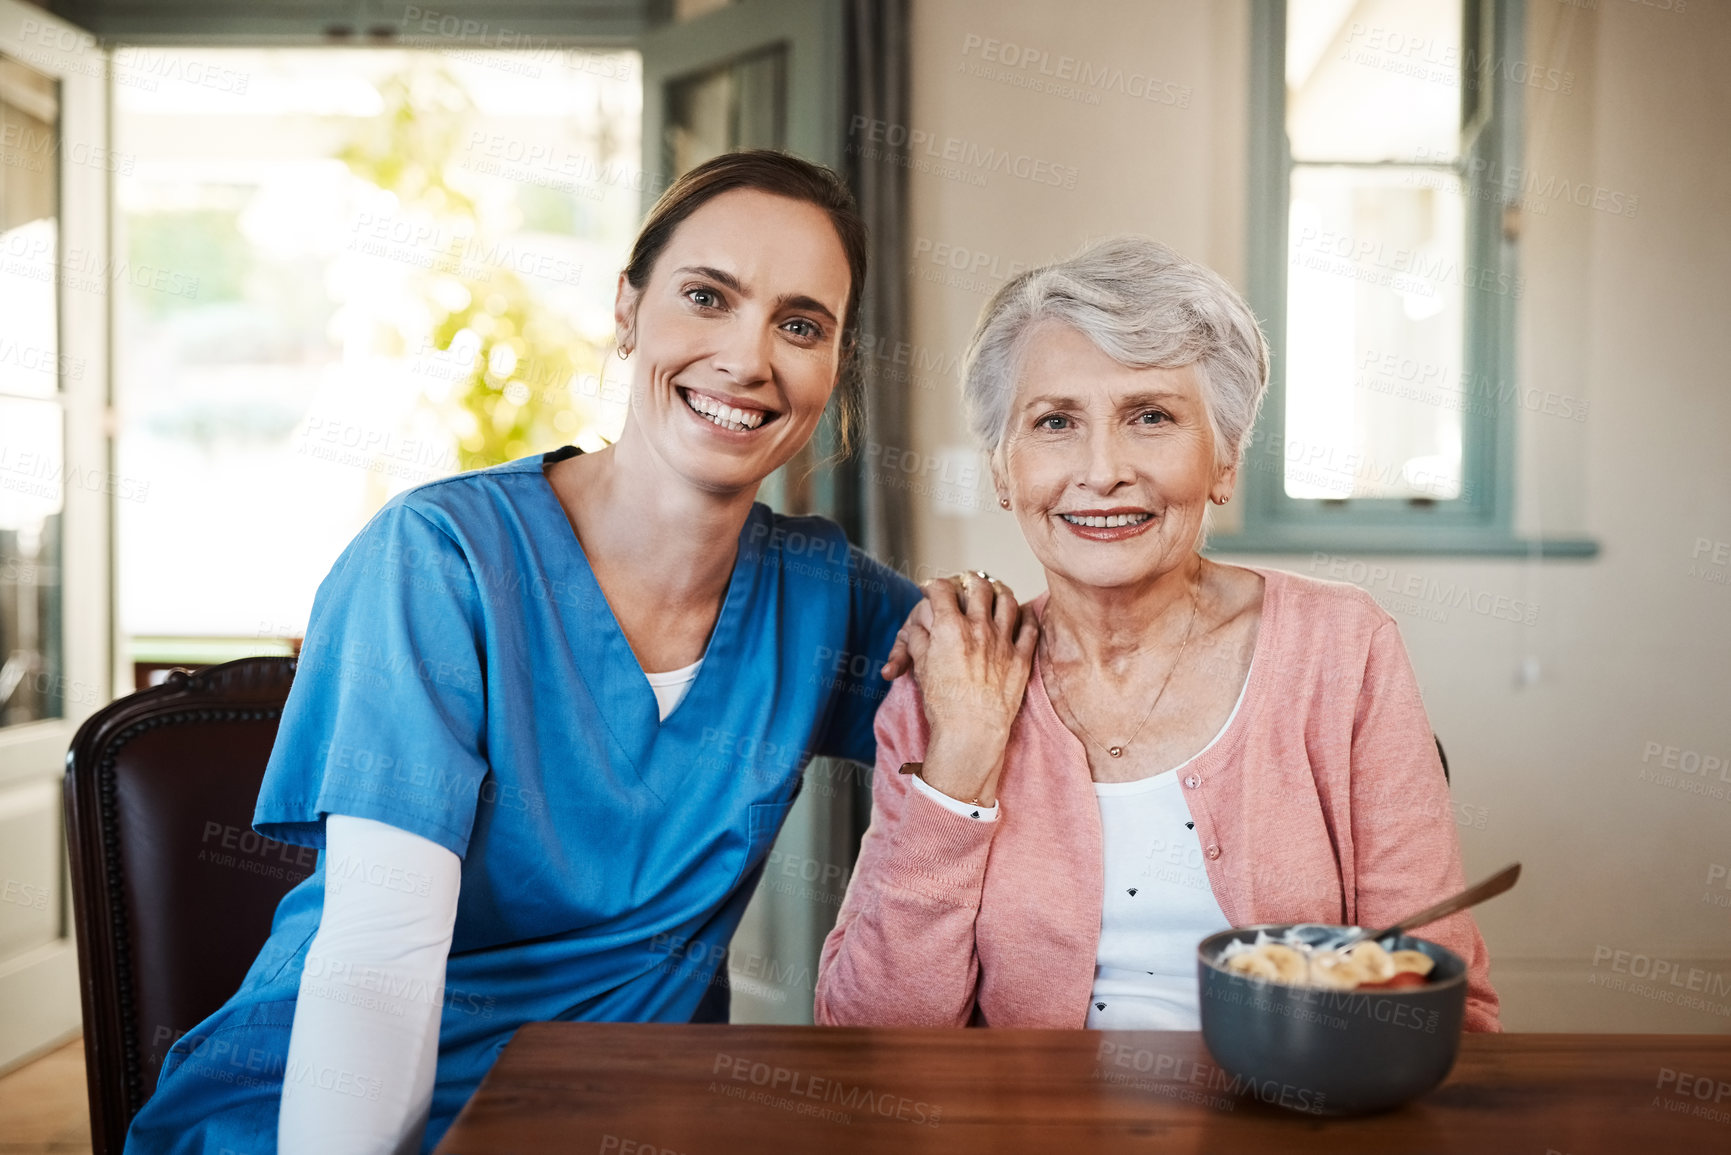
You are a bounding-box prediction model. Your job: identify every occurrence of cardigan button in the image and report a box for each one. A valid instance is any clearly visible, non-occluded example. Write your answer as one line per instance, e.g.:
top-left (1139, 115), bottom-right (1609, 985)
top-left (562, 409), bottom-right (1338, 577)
top-left (1184, 775), bottom-right (1201, 789)
top-left (1206, 844), bottom-right (1221, 860)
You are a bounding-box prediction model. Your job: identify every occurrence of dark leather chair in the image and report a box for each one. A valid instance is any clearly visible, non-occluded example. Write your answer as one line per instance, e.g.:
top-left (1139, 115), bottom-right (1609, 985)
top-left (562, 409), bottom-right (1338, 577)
top-left (64, 656), bottom-right (305, 1155)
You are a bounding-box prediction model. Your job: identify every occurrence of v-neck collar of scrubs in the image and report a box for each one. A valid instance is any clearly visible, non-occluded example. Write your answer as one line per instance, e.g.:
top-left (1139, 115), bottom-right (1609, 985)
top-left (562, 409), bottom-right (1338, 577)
top-left (520, 446), bottom-right (769, 795)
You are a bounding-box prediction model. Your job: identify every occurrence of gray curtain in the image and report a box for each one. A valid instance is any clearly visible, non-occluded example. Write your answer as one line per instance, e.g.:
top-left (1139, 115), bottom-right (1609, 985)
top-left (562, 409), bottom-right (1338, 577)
top-left (841, 0), bottom-right (911, 851)
top-left (843, 0), bottom-right (912, 569)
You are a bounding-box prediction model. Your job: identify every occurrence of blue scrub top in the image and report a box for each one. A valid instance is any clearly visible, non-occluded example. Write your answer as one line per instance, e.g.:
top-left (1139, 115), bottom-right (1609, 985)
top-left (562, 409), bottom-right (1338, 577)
top-left (125, 446), bottom-right (919, 1154)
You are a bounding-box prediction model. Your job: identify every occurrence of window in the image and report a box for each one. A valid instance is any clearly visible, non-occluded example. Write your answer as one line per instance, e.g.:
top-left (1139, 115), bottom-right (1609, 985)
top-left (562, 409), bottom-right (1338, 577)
top-left (113, 47), bottom-right (642, 675)
top-left (1219, 0), bottom-right (1592, 556)
top-left (0, 55), bottom-right (64, 726)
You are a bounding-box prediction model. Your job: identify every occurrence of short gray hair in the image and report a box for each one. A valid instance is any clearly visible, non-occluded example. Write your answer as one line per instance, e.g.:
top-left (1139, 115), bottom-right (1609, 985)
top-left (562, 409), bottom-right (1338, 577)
top-left (961, 236), bottom-right (1269, 464)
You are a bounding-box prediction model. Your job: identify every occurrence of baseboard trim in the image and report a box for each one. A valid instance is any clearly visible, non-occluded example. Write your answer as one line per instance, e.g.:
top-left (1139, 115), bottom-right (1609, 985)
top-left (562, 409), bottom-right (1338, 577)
top-left (0, 940), bottom-right (82, 1074)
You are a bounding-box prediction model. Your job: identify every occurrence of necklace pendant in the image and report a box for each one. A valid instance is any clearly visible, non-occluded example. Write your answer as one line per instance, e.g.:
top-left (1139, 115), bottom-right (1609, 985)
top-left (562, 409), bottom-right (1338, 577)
top-left (1108, 745), bottom-right (1123, 758)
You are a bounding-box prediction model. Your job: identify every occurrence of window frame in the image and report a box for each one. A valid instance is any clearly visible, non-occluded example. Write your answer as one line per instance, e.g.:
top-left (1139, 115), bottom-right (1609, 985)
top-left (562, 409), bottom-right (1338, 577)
top-left (1213, 0), bottom-right (1595, 558)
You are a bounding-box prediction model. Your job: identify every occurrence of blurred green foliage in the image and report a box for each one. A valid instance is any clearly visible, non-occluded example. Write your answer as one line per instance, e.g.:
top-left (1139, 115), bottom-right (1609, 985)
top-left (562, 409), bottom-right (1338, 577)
top-left (338, 64), bottom-right (607, 469)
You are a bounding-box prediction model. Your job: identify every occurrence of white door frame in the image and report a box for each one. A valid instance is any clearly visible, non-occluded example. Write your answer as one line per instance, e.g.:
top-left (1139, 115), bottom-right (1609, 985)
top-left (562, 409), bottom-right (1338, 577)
top-left (0, 0), bottom-right (111, 1073)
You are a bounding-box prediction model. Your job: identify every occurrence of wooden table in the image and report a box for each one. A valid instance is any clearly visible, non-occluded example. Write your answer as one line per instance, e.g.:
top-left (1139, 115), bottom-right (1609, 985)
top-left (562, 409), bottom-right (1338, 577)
top-left (434, 1023), bottom-right (1731, 1154)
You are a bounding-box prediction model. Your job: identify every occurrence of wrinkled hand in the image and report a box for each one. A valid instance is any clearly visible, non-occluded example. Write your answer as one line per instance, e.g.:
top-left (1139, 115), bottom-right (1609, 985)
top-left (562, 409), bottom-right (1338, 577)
top-left (881, 573), bottom-right (1017, 681)
top-left (894, 572), bottom-right (1038, 806)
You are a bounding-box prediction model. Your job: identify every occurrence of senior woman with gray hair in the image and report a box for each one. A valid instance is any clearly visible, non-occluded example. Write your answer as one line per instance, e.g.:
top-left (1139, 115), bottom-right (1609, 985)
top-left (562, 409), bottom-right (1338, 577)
top-left (815, 236), bottom-right (1500, 1032)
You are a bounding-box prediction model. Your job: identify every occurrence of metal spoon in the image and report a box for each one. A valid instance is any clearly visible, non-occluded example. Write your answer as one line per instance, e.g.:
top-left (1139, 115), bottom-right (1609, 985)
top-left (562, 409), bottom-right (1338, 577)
top-left (1327, 862), bottom-right (1522, 952)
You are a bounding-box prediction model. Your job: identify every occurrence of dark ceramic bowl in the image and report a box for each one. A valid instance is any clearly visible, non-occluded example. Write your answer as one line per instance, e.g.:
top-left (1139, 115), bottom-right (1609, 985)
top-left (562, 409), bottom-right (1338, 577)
top-left (1196, 924), bottom-right (1467, 1116)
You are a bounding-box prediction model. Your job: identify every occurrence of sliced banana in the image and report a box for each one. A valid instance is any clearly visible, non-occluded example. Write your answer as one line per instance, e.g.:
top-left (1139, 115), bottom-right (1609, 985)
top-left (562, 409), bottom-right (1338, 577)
top-left (1223, 951), bottom-right (1281, 981)
top-left (1260, 943), bottom-right (1309, 984)
top-left (1307, 950), bottom-right (1373, 990)
top-left (1344, 940), bottom-right (1396, 983)
top-left (1389, 949), bottom-right (1436, 977)
top-left (1215, 934), bottom-right (1437, 992)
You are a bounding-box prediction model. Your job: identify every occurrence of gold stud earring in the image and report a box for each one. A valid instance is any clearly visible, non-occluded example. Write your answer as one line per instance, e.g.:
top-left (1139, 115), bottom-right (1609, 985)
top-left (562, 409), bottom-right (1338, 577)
top-left (999, 497), bottom-right (1010, 509)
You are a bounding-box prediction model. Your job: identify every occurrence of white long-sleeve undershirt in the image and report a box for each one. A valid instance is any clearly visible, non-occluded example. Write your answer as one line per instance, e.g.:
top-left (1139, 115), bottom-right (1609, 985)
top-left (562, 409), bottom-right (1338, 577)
top-left (277, 662), bottom-right (703, 1154)
top-left (278, 814), bottom-right (460, 1155)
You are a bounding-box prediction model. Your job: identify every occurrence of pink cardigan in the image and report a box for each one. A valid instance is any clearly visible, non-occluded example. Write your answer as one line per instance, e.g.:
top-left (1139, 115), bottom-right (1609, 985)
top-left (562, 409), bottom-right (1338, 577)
top-left (816, 567), bottom-right (1501, 1033)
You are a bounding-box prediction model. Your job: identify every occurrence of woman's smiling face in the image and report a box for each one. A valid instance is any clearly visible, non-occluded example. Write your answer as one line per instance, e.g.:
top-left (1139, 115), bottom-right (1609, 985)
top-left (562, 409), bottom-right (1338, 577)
top-left (617, 187), bottom-right (852, 495)
top-left (996, 320), bottom-right (1234, 590)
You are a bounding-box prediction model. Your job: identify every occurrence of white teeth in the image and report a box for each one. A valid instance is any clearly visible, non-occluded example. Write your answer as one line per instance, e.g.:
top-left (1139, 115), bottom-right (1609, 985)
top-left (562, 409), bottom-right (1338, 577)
top-left (683, 390), bottom-right (766, 431)
top-left (1061, 512), bottom-right (1153, 529)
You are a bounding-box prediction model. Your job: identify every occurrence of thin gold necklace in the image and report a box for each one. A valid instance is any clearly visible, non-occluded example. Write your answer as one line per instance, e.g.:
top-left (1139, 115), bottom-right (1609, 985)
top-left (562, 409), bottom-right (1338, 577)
top-left (1042, 567), bottom-right (1201, 759)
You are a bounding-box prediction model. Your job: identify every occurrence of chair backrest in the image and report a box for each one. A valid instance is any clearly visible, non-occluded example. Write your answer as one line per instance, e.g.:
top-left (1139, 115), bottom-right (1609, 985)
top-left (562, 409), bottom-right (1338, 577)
top-left (64, 656), bottom-right (305, 1155)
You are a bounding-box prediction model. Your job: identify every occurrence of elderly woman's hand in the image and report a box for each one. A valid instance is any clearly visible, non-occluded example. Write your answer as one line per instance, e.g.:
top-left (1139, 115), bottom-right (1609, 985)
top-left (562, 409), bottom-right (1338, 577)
top-left (881, 572), bottom-right (1019, 681)
top-left (896, 572), bottom-right (1038, 806)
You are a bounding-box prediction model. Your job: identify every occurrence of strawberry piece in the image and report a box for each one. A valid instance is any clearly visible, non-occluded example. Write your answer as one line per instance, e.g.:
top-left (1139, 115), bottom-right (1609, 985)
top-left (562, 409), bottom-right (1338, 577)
top-left (1360, 972), bottom-right (1428, 990)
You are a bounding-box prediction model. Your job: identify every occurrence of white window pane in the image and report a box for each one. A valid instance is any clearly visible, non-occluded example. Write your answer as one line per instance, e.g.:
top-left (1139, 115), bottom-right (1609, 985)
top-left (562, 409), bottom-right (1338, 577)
top-left (115, 48), bottom-right (641, 640)
top-left (1287, 0), bottom-right (1462, 163)
top-left (1284, 166), bottom-right (1465, 500)
top-left (0, 54), bottom-right (60, 400)
top-left (0, 397), bottom-right (64, 727)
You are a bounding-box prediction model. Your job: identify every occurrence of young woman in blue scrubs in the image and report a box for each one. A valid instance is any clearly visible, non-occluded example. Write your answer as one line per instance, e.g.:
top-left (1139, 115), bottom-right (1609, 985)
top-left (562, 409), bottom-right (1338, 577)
top-left (124, 151), bottom-right (1006, 1154)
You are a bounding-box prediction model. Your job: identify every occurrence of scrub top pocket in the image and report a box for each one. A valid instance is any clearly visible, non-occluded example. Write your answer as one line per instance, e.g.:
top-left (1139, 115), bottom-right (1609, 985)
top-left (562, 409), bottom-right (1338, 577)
top-left (736, 797), bottom-right (796, 890)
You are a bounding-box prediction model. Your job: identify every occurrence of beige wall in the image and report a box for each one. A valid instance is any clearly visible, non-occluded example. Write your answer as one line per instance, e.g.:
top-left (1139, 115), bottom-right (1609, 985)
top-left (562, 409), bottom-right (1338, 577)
top-left (902, 0), bottom-right (1731, 1031)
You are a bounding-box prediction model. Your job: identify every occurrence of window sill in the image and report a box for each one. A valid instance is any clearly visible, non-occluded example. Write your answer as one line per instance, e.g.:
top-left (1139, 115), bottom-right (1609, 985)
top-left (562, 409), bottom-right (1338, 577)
top-left (1205, 530), bottom-right (1600, 558)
